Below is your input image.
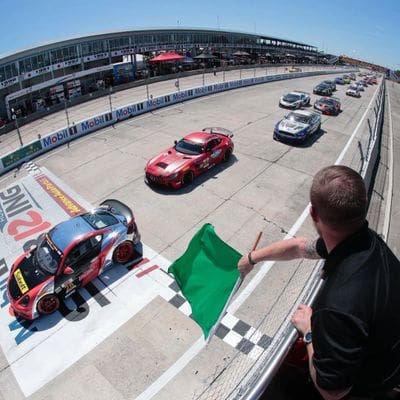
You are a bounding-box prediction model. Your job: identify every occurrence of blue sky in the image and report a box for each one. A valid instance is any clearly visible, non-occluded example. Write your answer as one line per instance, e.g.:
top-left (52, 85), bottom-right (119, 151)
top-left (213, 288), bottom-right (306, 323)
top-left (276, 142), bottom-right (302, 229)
top-left (0, 0), bottom-right (399, 70)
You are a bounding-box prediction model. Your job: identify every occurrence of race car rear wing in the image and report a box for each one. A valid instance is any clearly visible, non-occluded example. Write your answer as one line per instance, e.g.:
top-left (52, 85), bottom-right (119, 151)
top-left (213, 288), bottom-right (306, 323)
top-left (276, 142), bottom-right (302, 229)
top-left (202, 127), bottom-right (234, 138)
top-left (99, 199), bottom-right (134, 225)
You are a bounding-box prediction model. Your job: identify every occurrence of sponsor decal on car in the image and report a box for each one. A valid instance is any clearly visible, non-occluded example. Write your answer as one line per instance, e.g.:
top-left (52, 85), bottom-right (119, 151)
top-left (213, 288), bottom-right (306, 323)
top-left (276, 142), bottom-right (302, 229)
top-left (13, 269), bottom-right (29, 294)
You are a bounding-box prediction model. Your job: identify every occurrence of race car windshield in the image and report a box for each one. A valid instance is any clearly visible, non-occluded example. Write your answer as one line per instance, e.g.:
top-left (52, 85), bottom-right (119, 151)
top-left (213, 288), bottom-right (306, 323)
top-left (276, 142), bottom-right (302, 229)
top-left (287, 113), bottom-right (310, 124)
top-left (174, 139), bottom-right (203, 155)
top-left (35, 236), bottom-right (61, 275)
top-left (283, 93), bottom-right (300, 102)
top-left (82, 211), bottom-right (119, 229)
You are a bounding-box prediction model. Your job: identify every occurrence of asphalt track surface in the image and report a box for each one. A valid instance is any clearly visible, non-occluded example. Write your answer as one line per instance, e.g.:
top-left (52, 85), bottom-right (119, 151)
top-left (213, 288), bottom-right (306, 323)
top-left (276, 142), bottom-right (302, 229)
top-left (0, 68), bottom-right (398, 400)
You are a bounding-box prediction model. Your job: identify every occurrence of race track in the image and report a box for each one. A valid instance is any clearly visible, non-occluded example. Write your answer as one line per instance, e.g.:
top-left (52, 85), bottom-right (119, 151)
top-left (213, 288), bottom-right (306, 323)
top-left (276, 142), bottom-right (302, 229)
top-left (0, 71), bottom-right (385, 400)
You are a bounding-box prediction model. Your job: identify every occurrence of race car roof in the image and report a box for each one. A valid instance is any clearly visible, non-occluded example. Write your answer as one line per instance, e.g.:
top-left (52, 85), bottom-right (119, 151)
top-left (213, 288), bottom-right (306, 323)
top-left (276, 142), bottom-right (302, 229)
top-left (49, 215), bottom-right (94, 252)
top-left (291, 109), bottom-right (315, 117)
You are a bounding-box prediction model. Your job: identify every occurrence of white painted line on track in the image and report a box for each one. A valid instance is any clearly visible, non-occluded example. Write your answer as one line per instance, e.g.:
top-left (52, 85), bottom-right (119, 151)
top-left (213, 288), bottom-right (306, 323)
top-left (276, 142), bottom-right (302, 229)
top-left (335, 81), bottom-right (381, 165)
top-left (230, 80), bottom-right (382, 312)
top-left (134, 81), bottom-right (383, 400)
top-left (382, 84), bottom-right (394, 240)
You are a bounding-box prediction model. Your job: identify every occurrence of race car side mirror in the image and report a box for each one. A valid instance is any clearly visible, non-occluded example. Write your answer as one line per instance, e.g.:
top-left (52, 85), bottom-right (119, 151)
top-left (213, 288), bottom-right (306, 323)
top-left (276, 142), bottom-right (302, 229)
top-left (64, 266), bottom-right (74, 275)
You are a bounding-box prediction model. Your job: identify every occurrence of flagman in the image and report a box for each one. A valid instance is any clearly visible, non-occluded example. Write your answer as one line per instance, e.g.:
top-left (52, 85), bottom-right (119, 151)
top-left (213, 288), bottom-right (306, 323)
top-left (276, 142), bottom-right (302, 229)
top-left (237, 165), bottom-right (400, 400)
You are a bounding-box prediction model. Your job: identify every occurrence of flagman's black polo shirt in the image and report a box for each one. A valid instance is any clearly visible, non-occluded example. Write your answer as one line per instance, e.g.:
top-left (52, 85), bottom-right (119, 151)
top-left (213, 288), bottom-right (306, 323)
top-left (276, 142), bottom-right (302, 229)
top-left (312, 222), bottom-right (400, 395)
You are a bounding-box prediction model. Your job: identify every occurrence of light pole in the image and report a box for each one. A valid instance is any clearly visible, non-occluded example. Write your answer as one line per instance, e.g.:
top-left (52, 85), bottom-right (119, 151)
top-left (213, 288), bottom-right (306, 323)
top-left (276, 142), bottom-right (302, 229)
top-left (145, 69), bottom-right (149, 100)
top-left (108, 86), bottom-right (113, 113)
top-left (64, 98), bottom-right (70, 130)
top-left (11, 108), bottom-right (23, 147)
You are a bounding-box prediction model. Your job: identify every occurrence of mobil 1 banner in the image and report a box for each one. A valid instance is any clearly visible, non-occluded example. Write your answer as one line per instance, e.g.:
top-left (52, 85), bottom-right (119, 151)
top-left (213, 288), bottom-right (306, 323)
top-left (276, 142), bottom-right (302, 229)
top-left (40, 127), bottom-right (71, 151)
top-left (78, 112), bottom-right (114, 136)
top-left (115, 102), bottom-right (145, 121)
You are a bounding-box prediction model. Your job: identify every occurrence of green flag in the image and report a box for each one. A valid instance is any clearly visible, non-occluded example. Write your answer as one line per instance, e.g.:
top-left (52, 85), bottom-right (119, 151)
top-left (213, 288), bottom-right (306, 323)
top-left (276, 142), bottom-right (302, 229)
top-left (168, 223), bottom-right (242, 338)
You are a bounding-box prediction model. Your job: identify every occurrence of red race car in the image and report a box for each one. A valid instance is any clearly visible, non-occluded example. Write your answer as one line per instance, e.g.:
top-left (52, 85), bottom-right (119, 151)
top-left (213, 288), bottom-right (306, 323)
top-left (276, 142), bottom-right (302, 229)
top-left (7, 199), bottom-right (141, 320)
top-left (314, 96), bottom-right (341, 116)
top-left (145, 127), bottom-right (234, 189)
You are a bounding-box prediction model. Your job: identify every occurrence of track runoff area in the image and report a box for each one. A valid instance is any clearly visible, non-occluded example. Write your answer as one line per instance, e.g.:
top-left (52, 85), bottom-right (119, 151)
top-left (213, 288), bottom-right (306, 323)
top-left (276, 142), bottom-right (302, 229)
top-left (0, 72), bottom-right (382, 399)
top-left (0, 164), bottom-right (187, 396)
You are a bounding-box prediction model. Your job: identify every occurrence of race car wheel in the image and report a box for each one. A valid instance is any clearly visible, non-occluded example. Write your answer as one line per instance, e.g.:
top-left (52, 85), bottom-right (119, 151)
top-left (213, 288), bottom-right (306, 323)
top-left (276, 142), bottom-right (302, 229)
top-left (223, 149), bottom-right (232, 162)
top-left (113, 240), bottom-right (134, 264)
top-left (182, 171), bottom-right (194, 186)
top-left (37, 294), bottom-right (60, 315)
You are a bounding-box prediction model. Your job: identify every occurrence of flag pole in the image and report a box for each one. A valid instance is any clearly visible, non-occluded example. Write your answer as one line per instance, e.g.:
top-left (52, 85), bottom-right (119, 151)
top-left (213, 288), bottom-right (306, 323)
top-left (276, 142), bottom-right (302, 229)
top-left (206, 231), bottom-right (263, 343)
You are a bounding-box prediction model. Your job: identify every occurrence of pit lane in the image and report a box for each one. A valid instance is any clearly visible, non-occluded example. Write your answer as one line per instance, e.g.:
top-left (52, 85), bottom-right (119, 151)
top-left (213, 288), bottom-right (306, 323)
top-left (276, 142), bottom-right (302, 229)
top-left (0, 72), bottom-right (382, 399)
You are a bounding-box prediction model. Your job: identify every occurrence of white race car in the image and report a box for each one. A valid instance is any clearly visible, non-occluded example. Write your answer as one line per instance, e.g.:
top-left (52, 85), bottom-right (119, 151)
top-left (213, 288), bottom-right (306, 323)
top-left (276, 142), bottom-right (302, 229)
top-left (279, 91), bottom-right (310, 109)
top-left (346, 85), bottom-right (361, 98)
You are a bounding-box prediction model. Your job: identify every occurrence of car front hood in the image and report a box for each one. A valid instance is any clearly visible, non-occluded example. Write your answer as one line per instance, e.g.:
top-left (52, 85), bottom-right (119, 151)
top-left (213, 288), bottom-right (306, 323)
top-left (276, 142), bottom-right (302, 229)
top-left (278, 120), bottom-right (308, 134)
top-left (147, 151), bottom-right (195, 175)
top-left (315, 103), bottom-right (330, 110)
top-left (281, 97), bottom-right (298, 105)
top-left (8, 253), bottom-right (51, 299)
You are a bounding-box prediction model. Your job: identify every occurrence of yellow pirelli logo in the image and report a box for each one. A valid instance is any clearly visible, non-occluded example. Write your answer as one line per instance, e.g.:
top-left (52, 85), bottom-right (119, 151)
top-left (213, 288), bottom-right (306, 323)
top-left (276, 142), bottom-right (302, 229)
top-left (14, 269), bottom-right (29, 294)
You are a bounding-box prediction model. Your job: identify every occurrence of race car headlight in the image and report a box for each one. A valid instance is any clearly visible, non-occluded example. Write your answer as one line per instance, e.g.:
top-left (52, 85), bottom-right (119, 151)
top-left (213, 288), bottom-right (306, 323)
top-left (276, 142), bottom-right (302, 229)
top-left (297, 128), bottom-right (308, 137)
top-left (167, 172), bottom-right (179, 181)
top-left (19, 294), bottom-right (30, 306)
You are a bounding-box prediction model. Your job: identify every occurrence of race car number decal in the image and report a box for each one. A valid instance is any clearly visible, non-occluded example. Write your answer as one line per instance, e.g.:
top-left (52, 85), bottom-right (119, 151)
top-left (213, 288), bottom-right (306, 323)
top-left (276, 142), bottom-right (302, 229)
top-left (14, 269), bottom-right (29, 294)
top-left (199, 158), bottom-right (210, 169)
top-left (62, 279), bottom-right (77, 294)
top-left (211, 149), bottom-right (222, 159)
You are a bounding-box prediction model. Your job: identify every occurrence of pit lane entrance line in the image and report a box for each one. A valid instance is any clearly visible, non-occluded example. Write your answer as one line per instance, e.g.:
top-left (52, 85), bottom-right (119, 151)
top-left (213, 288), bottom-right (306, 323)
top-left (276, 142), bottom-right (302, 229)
top-left (134, 81), bottom-right (383, 400)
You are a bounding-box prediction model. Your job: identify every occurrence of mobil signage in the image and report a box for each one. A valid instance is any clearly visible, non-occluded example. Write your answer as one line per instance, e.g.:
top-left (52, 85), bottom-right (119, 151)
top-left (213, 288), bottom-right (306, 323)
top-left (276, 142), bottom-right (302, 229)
top-left (172, 91), bottom-right (189, 102)
top-left (81, 113), bottom-right (113, 133)
top-left (116, 105), bottom-right (137, 121)
top-left (146, 96), bottom-right (165, 109)
top-left (41, 129), bottom-right (69, 148)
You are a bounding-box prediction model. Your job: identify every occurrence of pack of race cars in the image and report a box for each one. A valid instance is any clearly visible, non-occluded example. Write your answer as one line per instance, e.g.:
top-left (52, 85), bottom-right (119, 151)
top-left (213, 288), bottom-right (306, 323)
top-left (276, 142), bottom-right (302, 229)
top-left (6, 69), bottom-right (379, 321)
top-left (275, 71), bottom-right (378, 144)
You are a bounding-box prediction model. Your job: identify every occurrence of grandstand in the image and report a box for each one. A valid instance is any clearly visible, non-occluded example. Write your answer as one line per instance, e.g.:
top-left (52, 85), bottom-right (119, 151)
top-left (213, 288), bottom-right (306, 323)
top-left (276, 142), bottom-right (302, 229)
top-left (339, 55), bottom-right (387, 73)
top-left (0, 27), bottom-right (321, 128)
